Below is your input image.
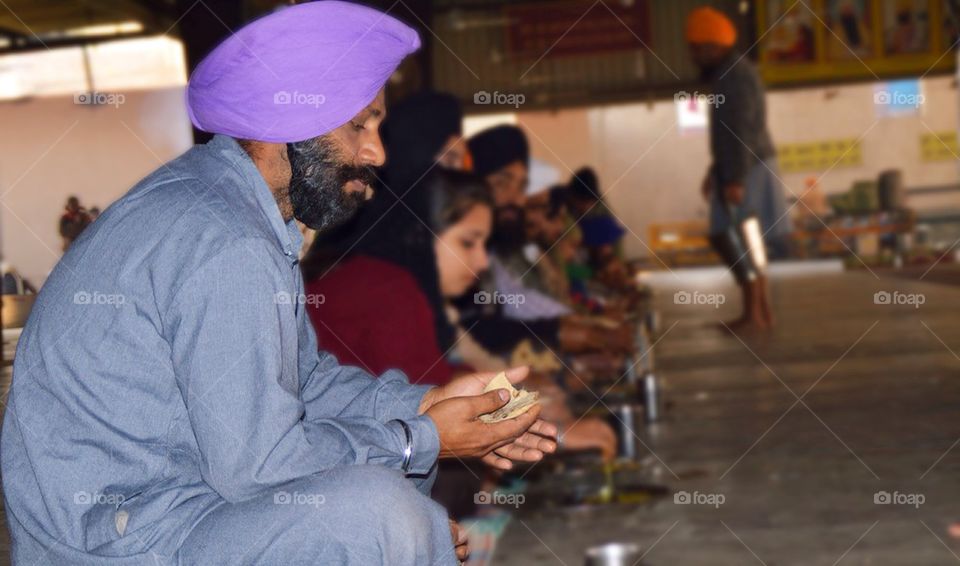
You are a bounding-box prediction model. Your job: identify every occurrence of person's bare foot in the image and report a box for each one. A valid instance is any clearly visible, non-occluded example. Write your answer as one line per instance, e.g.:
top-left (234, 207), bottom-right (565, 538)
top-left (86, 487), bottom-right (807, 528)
top-left (948, 523), bottom-right (960, 539)
top-left (757, 277), bottom-right (775, 328)
top-left (761, 305), bottom-right (775, 328)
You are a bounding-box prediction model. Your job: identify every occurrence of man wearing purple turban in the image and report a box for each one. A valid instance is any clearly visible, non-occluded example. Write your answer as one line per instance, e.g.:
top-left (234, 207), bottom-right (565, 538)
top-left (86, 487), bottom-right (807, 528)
top-left (1, 2), bottom-right (556, 565)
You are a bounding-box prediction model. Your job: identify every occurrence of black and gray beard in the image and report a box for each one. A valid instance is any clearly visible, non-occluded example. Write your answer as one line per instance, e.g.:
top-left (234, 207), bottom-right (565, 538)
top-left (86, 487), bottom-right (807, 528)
top-left (286, 136), bottom-right (377, 233)
top-left (490, 205), bottom-right (528, 255)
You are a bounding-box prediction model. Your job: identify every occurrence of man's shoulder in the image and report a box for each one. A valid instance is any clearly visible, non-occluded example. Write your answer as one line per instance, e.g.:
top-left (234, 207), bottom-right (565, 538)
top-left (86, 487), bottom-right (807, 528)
top-left (715, 55), bottom-right (761, 90)
top-left (111, 145), bottom-right (273, 244)
top-left (69, 145), bottom-right (285, 300)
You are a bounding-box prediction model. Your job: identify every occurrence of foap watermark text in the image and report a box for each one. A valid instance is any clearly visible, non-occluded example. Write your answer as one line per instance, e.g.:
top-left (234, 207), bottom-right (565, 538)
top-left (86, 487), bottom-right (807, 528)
top-left (274, 90), bottom-right (326, 108)
top-left (874, 290), bottom-right (924, 308)
top-left (874, 90), bottom-right (924, 108)
top-left (874, 490), bottom-right (924, 508)
top-left (475, 290), bottom-right (525, 308)
top-left (274, 490), bottom-right (325, 507)
top-left (674, 90), bottom-right (725, 108)
top-left (74, 291), bottom-right (126, 308)
top-left (474, 90), bottom-right (525, 108)
top-left (674, 290), bottom-right (725, 308)
top-left (74, 491), bottom-right (125, 506)
top-left (275, 291), bottom-right (326, 306)
top-left (474, 490), bottom-right (525, 508)
top-left (674, 490), bottom-right (725, 508)
top-left (74, 91), bottom-right (126, 108)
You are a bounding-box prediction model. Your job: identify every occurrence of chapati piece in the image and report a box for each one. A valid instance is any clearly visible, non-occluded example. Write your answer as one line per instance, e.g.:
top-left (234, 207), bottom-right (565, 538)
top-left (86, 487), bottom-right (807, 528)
top-left (480, 371), bottom-right (541, 423)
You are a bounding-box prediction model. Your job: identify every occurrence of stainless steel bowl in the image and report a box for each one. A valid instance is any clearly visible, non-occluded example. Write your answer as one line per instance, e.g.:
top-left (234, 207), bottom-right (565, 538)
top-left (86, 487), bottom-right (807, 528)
top-left (585, 542), bottom-right (642, 566)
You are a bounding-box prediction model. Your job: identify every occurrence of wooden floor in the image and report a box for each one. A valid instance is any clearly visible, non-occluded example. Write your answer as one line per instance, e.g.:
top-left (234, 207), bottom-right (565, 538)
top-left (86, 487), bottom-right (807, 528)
top-left (4, 268), bottom-right (960, 564)
top-left (497, 269), bottom-right (960, 565)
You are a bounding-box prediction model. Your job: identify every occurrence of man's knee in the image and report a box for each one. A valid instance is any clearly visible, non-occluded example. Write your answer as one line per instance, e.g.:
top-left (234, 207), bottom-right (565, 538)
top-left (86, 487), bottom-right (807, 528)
top-left (181, 467), bottom-right (453, 565)
top-left (301, 465), bottom-right (451, 563)
top-left (325, 465), bottom-right (444, 527)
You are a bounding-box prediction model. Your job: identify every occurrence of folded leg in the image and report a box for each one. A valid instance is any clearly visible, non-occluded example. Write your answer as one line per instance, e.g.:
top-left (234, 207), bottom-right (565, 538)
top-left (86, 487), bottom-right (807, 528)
top-left (177, 465), bottom-right (456, 566)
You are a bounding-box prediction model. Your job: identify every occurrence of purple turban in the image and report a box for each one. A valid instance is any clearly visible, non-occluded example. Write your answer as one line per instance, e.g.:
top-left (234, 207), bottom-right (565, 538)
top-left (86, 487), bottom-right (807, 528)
top-left (187, 1), bottom-right (420, 143)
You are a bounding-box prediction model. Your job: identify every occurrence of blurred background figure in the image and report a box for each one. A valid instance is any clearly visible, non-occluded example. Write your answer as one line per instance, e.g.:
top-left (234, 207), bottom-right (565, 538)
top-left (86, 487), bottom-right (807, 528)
top-left (687, 6), bottom-right (790, 331)
top-left (57, 196), bottom-right (92, 251)
top-left (468, 124), bottom-right (573, 321)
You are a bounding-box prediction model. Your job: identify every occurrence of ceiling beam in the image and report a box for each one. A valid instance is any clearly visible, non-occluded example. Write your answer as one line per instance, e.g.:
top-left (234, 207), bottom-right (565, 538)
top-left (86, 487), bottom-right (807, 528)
top-left (0, 25), bottom-right (27, 40)
top-left (0, 30), bottom-right (156, 54)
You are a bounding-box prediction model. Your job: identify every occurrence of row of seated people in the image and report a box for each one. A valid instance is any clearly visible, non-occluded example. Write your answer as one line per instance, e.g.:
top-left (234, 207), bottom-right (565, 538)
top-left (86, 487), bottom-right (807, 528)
top-left (298, 91), bottom-right (646, 520)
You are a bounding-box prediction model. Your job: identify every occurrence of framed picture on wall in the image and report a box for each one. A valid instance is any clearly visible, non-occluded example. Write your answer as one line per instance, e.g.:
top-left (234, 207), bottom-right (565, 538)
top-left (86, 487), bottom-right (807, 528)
top-left (764, 0), bottom-right (817, 63)
top-left (758, 0), bottom-right (954, 84)
top-left (882, 0), bottom-right (933, 56)
top-left (824, 0), bottom-right (874, 60)
top-left (943, 0), bottom-right (960, 52)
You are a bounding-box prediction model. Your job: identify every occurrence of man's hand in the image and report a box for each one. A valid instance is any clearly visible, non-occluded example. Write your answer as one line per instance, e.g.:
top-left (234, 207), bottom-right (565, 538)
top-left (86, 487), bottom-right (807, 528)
top-left (558, 318), bottom-right (605, 352)
top-left (560, 417), bottom-right (618, 462)
top-left (560, 317), bottom-right (634, 355)
top-left (420, 366), bottom-right (536, 410)
top-left (426, 389), bottom-right (542, 459)
top-left (609, 324), bottom-right (635, 354)
top-left (723, 182), bottom-right (745, 205)
top-left (421, 367), bottom-right (558, 470)
top-left (450, 519), bottom-right (468, 562)
top-left (480, 419), bottom-right (557, 470)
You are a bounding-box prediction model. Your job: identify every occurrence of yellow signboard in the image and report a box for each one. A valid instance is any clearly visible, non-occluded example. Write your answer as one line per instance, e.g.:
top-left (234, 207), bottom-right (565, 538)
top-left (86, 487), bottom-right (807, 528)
top-left (777, 138), bottom-right (862, 173)
top-left (920, 132), bottom-right (959, 162)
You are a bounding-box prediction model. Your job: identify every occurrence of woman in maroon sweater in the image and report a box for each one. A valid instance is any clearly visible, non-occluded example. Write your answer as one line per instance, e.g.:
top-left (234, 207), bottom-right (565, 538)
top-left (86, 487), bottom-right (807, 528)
top-left (304, 168), bottom-right (491, 386)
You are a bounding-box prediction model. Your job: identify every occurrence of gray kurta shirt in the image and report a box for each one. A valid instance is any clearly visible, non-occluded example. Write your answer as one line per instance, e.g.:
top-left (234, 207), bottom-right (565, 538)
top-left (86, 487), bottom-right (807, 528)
top-left (2, 134), bottom-right (439, 561)
top-left (708, 52), bottom-right (776, 188)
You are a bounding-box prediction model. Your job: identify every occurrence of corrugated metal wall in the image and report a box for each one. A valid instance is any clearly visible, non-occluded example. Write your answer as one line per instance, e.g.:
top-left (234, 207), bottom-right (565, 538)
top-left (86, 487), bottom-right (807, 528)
top-left (430, 0), bottom-right (750, 111)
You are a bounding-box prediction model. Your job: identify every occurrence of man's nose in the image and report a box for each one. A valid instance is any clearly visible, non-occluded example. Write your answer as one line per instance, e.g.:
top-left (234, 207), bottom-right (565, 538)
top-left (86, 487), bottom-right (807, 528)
top-left (358, 133), bottom-right (386, 167)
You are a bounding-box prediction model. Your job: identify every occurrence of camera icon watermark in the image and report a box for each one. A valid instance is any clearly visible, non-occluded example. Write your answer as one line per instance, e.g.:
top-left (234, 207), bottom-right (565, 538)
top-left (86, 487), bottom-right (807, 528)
top-left (74, 91), bottom-right (126, 108)
top-left (874, 490), bottom-right (924, 508)
top-left (674, 490), bottom-right (725, 508)
top-left (275, 291), bottom-right (326, 306)
top-left (674, 90), bottom-right (724, 108)
top-left (74, 290), bottom-right (126, 308)
top-left (274, 490), bottom-right (325, 507)
top-left (473, 90), bottom-right (526, 109)
top-left (474, 490), bottom-right (525, 508)
top-left (274, 90), bottom-right (326, 108)
top-left (474, 290), bottom-right (526, 309)
top-left (74, 490), bottom-right (125, 506)
top-left (673, 290), bottom-right (725, 308)
top-left (873, 290), bottom-right (924, 309)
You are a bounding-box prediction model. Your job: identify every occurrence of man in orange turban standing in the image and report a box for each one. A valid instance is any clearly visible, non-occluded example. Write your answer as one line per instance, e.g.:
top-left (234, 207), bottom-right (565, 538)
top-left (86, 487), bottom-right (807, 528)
top-left (686, 7), bottom-right (791, 331)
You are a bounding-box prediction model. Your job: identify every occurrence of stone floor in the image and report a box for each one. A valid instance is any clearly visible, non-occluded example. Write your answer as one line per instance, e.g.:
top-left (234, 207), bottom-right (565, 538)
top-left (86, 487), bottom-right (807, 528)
top-left (4, 268), bottom-right (960, 564)
top-left (496, 268), bottom-right (960, 565)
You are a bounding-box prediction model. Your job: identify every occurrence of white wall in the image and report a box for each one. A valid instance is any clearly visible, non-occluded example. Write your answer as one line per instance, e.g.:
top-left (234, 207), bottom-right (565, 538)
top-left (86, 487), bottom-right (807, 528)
top-left (472, 75), bottom-right (960, 260)
top-left (5, 74), bottom-right (958, 284)
top-left (0, 88), bottom-right (193, 285)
